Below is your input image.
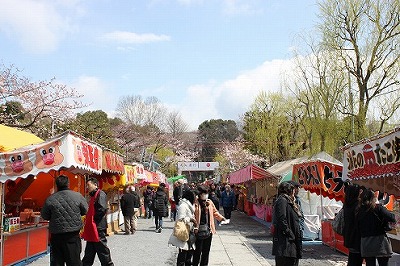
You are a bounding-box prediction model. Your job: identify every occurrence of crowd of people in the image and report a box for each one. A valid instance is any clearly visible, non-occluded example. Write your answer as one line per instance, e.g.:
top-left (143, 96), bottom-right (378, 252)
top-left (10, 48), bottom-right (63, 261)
top-left (270, 180), bottom-right (396, 266)
top-left (40, 174), bottom-right (396, 266)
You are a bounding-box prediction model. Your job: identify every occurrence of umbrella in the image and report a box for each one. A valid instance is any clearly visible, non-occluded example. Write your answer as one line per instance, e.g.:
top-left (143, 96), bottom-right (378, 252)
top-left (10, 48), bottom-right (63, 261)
top-left (167, 175), bottom-right (186, 183)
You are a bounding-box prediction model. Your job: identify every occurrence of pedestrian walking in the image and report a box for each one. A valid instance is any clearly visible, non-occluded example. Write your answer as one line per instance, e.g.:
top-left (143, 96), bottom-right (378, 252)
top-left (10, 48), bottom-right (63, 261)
top-left (41, 175), bottom-right (88, 266)
top-left (120, 185), bottom-right (140, 235)
top-left (356, 188), bottom-right (395, 266)
top-left (143, 186), bottom-right (154, 219)
top-left (153, 183), bottom-right (169, 233)
top-left (168, 189), bottom-right (198, 266)
top-left (81, 177), bottom-right (114, 266)
top-left (343, 183), bottom-right (363, 266)
top-left (169, 196), bottom-right (177, 221)
top-left (272, 181), bottom-right (302, 266)
top-left (192, 185), bottom-right (226, 266)
top-left (220, 184), bottom-right (235, 224)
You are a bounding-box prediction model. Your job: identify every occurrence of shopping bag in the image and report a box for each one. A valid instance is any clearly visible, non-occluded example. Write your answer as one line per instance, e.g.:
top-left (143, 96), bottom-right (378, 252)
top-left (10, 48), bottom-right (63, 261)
top-left (173, 220), bottom-right (190, 242)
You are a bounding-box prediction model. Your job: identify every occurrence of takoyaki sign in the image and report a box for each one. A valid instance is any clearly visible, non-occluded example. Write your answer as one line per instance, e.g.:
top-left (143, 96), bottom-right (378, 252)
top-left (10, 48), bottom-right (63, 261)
top-left (342, 129), bottom-right (400, 181)
top-left (293, 161), bottom-right (345, 201)
top-left (0, 132), bottom-right (103, 182)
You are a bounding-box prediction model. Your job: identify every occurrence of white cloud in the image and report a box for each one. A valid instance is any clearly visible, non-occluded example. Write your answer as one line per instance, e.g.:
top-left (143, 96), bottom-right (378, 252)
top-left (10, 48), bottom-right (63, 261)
top-left (0, 0), bottom-right (80, 54)
top-left (179, 58), bottom-right (295, 130)
top-left (176, 0), bottom-right (204, 6)
top-left (72, 76), bottom-right (117, 116)
top-left (102, 31), bottom-right (171, 44)
top-left (222, 0), bottom-right (262, 16)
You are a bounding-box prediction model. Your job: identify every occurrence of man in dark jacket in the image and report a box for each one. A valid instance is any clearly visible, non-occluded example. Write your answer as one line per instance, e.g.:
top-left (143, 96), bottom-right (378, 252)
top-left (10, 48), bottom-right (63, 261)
top-left (82, 177), bottom-right (114, 266)
top-left (41, 175), bottom-right (88, 266)
top-left (120, 186), bottom-right (140, 235)
top-left (220, 184), bottom-right (236, 224)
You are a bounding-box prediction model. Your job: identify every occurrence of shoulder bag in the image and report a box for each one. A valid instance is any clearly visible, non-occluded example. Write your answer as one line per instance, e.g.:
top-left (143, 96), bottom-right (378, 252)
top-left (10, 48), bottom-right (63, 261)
top-left (332, 208), bottom-right (345, 236)
top-left (173, 219), bottom-right (190, 242)
top-left (197, 212), bottom-right (211, 240)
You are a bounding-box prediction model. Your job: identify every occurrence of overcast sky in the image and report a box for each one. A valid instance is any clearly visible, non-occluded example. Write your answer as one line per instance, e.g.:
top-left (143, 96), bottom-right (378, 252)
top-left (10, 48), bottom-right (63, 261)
top-left (0, 0), bottom-right (319, 130)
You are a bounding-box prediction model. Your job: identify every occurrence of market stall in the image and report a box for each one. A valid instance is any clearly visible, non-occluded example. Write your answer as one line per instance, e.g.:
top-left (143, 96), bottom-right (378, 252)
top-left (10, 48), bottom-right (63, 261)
top-left (228, 164), bottom-right (279, 220)
top-left (94, 149), bottom-right (125, 236)
top-left (293, 157), bottom-right (346, 252)
top-left (342, 127), bottom-right (400, 253)
top-left (0, 131), bottom-right (103, 266)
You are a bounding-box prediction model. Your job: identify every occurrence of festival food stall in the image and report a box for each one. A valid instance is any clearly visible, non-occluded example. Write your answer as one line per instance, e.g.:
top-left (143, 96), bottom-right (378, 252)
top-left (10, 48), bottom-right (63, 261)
top-left (95, 150), bottom-right (125, 236)
top-left (0, 131), bottom-right (103, 266)
top-left (342, 127), bottom-right (400, 253)
top-left (293, 157), bottom-right (347, 253)
top-left (228, 164), bottom-right (279, 220)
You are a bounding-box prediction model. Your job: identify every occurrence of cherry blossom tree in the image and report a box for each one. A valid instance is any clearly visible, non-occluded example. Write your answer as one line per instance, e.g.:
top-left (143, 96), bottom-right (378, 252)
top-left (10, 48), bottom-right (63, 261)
top-left (0, 64), bottom-right (85, 133)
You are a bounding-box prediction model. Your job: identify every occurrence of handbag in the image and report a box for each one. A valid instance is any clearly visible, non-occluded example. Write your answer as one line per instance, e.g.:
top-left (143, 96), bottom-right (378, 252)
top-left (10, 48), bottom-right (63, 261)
top-left (361, 234), bottom-right (392, 257)
top-left (332, 208), bottom-right (345, 235)
top-left (173, 220), bottom-right (190, 242)
top-left (197, 224), bottom-right (211, 240)
top-left (187, 231), bottom-right (197, 249)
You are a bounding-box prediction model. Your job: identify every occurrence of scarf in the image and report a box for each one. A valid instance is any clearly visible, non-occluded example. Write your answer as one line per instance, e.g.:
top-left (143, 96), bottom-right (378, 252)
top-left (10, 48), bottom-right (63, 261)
top-left (82, 189), bottom-right (100, 242)
top-left (282, 194), bottom-right (303, 218)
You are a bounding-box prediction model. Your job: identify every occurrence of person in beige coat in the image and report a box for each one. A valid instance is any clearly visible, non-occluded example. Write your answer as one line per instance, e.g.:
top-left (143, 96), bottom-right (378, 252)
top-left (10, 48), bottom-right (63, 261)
top-left (168, 190), bottom-right (197, 266)
top-left (193, 185), bottom-right (226, 266)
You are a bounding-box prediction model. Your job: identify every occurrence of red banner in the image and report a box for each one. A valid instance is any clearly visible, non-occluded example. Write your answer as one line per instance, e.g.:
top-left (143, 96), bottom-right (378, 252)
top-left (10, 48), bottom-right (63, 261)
top-left (293, 161), bottom-right (345, 201)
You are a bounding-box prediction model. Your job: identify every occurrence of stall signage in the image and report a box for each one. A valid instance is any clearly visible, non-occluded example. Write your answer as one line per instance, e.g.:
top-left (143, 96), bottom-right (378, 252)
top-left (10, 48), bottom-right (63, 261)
top-left (294, 161), bottom-right (345, 200)
top-left (0, 132), bottom-right (103, 182)
top-left (103, 151), bottom-right (124, 173)
top-left (343, 129), bottom-right (400, 180)
top-left (3, 217), bottom-right (20, 232)
top-left (126, 165), bottom-right (135, 183)
top-left (178, 162), bottom-right (219, 171)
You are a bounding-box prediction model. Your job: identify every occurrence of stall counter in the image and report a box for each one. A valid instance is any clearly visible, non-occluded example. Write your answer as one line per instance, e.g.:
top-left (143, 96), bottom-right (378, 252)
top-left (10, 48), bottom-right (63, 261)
top-left (321, 220), bottom-right (348, 255)
top-left (2, 224), bottom-right (49, 266)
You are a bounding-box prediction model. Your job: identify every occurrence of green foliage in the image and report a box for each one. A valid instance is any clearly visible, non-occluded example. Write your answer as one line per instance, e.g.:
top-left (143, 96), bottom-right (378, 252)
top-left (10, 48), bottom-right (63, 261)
top-left (197, 119), bottom-right (240, 161)
top-left (64, 110), bottom-right (122, 153)
top-left (242, 92), bottom-right (308, 164)
top-left (0, 101), bottom-right (25, 124)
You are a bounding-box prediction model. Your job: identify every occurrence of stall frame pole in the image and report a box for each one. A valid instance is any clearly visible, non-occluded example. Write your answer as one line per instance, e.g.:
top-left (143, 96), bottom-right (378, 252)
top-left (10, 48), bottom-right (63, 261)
top-left (1, 183), bottom-right (4, 266)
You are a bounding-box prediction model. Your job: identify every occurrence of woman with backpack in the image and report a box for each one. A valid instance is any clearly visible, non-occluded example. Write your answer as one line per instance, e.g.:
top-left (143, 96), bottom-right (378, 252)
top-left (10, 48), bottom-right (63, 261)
top-left (153, 183), bottom-right (169, 233)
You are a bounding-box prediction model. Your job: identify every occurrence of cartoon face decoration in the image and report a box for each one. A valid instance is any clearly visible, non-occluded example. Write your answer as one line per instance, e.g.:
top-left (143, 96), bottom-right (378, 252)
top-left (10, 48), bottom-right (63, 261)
top-left (4, 151), bottom-right (34, 176)
top-left (72, 138), bottom-right (85, 165)
top-left (35, 141), bottom-right (64, 169)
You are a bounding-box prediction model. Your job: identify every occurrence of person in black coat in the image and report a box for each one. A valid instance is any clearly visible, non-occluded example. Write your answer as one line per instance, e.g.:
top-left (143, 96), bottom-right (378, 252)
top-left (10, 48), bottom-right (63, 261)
top-left (153, 183), bottom-right (169, 233)
top-left (343, 183), bottom-right (363, 266)
top-left (272, 181), bottom-right (302, 266)
top-left (120, 186), bottom-right (140, 235)
top-left (41, 175), bottom-right (88, 266)
top-left (356, 188), bottom-right (396, 266)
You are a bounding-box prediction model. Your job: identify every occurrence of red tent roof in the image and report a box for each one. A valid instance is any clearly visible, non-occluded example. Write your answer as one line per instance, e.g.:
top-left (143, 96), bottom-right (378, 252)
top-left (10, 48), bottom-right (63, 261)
top-left (228, 164), bottom-right (277, 184)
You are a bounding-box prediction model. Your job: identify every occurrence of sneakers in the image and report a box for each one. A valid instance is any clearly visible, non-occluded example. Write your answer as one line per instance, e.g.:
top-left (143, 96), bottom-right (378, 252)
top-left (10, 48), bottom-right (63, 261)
top-left (220, 219), bottom-right (230, 225)
top-left (155, 228), bottom-right (162, 233)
